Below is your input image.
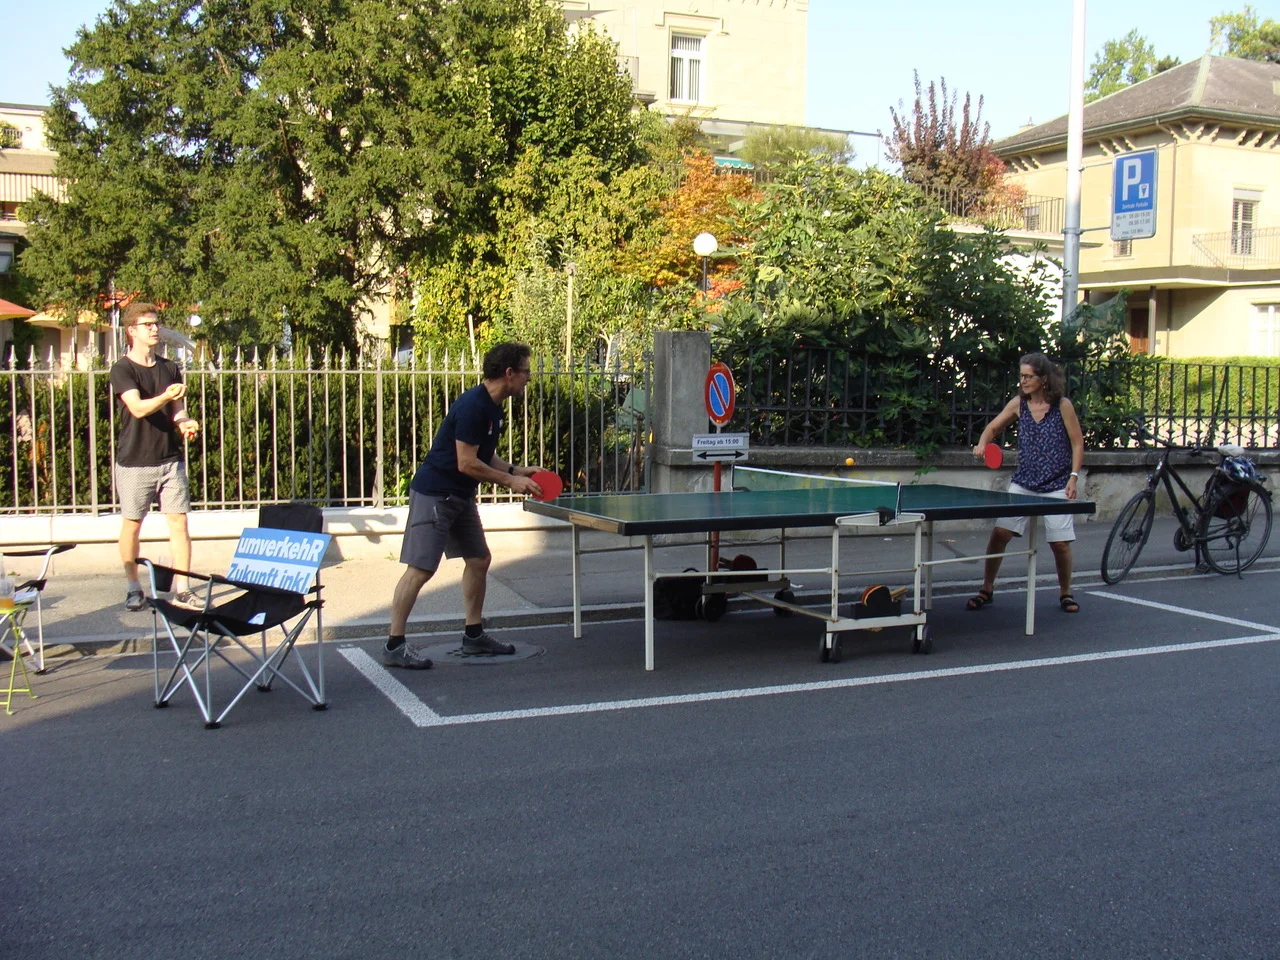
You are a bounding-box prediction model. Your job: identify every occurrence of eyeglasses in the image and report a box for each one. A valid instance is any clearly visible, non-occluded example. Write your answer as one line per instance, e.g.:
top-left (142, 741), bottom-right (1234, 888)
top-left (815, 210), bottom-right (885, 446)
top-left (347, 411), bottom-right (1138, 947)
top-left (132, 321), bottom-right (162, 330)
top-left (1018, 373), bottom-right (1040, 382)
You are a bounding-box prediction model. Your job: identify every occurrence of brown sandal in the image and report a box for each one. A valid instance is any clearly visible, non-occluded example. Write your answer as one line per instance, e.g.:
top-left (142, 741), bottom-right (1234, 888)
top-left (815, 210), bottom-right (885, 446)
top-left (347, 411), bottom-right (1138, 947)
top-left (1059, 595), bottom-right (1080, 613)
top-left (966, 588), bottom-right (994, 611)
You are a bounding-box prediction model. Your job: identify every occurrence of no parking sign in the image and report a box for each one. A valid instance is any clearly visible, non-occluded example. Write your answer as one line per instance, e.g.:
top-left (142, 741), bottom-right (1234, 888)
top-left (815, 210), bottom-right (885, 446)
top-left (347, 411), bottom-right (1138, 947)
top-left (704, 362), bottom-right (735, 426)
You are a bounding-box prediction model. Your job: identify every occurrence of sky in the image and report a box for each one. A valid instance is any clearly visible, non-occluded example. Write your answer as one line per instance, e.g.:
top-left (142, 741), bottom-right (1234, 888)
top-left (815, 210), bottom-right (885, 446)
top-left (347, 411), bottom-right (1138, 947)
top-left (1, 0), bottom-right (1245, 159)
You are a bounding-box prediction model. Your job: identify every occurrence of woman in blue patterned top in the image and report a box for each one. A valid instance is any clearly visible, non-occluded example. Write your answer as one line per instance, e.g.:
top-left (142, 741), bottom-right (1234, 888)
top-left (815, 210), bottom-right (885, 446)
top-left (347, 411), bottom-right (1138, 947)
top-left (967, 353), bottom-right (1085, 614)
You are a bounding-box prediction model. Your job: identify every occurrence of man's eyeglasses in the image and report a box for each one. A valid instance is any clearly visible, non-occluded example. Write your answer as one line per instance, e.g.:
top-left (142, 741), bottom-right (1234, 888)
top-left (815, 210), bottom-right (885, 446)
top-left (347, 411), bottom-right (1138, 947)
top-left (132, 321), bottom-right (162, 330)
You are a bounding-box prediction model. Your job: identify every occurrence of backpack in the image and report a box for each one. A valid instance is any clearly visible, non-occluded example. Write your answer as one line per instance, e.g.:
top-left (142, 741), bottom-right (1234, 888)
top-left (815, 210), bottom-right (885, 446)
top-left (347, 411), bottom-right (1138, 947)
top-left (653, 569), bottom-right (703, 620)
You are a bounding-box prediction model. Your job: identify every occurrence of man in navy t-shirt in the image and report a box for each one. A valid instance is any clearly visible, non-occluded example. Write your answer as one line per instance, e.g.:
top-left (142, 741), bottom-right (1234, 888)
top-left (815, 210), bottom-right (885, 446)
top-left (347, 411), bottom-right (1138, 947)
top-left (384, 342), bottom-right (544, 668)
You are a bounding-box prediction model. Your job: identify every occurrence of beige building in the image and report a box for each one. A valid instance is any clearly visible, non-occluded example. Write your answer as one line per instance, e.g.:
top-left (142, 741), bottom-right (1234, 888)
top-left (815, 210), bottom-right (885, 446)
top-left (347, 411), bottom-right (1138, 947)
top-left (994, 57), bottom-right (1280, 358)
top-left (0, 102), bottom-right (79, 365)
top-left (561, 0), bottom-right (808, 150)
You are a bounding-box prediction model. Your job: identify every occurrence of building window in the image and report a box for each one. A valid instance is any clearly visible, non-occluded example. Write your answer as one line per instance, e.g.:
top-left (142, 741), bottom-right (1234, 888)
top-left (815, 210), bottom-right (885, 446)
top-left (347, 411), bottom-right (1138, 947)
top-left (669, 34), bottom-right (703, 103)
top-left (1253, 303), bottom-right (1280, 357)
top-left (1113, 238), bottom-right (1132, 257)
top-left (1232, 194), bottom-right (1258, 256)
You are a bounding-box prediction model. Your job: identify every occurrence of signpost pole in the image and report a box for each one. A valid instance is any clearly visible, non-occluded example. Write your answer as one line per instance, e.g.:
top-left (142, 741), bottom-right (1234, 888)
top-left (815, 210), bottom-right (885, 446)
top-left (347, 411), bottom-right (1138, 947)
top-left (703, 363), bottom-right (737, 576)
top-left (711, 424), bottom-right (721, 572)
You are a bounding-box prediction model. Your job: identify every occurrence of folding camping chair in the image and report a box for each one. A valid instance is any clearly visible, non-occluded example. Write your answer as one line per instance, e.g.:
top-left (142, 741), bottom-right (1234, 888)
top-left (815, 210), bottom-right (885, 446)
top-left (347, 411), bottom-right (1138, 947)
top-left (142, 503), bottom-right (330, 728)
top-left (0, 543), bottom-right (76, 676)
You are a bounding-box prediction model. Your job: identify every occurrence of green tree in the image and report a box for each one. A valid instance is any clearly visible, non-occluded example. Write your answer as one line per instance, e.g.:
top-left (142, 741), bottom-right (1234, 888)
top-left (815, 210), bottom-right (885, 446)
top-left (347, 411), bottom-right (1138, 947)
top-left (717, 157), bottom-right (1057, 363)
top-left (0, 123), bottom-right (20, 150)
top-left (1211, 5), bottom-right (1280, 62)
top-left (21, 0), bottom-right (642, 353)
top-left (737, 125), bottom-right (853, 169)
top-left (402, 6), bottom-right (648, 353)
top-left (1085, 29), bottom-right (1180, 103)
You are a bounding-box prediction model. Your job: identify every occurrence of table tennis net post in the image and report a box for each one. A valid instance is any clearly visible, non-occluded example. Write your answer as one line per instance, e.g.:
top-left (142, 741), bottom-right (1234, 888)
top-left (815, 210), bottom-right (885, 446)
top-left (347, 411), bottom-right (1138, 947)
top-left (730, 466), bottom-right (902, 519)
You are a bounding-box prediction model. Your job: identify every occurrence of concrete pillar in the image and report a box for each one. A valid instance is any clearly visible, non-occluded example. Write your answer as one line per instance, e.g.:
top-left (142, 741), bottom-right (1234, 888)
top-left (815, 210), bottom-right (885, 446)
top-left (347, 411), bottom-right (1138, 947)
top-left (651, 330), bottom-right (711, 493)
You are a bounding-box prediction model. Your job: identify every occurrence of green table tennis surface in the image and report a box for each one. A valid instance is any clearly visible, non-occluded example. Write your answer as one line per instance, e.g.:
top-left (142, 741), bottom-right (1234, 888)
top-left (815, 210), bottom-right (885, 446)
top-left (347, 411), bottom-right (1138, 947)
top-left (524, 483), bottom-right (1096, 536)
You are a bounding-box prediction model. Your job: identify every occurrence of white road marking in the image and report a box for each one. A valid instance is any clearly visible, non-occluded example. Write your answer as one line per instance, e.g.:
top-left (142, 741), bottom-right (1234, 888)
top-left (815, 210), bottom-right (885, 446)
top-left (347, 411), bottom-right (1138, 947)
top-left (342, 632), bottom-right (1280, 729)
top-left (1087, 590), bottom-right (1280, 632)
top-left (338, 647), bottom-right (442, 726)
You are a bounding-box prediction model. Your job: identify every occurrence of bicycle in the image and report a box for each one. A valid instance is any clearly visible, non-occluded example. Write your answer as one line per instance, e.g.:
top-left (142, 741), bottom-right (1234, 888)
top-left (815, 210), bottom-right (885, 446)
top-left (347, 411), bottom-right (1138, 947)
top-left (1100, 426), bottom-right (1272, 584)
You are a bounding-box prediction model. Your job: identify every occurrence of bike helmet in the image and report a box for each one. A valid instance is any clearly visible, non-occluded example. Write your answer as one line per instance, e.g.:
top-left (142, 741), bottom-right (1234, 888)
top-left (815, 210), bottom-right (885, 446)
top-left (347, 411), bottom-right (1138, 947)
top-left (1220, 456), bottom-right (1257, 483)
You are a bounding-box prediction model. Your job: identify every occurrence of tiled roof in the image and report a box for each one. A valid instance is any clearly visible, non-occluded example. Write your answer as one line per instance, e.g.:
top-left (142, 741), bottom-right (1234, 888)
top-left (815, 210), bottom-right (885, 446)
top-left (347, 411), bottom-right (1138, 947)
top-left (993, 56), bottom-right (1280, 154)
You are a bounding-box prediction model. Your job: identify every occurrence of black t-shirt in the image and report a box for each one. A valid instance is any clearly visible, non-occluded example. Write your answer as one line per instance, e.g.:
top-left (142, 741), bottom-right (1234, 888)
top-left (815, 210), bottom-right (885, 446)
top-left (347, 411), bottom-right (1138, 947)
top-left (410, 383), bottom-right (503, 497)
top-left (110, 356), bottom-right (184, 467)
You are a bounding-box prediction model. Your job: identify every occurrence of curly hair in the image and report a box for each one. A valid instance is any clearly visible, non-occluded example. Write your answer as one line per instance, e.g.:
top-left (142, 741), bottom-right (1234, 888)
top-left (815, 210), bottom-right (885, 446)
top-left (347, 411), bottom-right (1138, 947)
top-left (482, 342), bottom-right (531, 380)
top-left (1020, 352), bottom-right (1066, 406)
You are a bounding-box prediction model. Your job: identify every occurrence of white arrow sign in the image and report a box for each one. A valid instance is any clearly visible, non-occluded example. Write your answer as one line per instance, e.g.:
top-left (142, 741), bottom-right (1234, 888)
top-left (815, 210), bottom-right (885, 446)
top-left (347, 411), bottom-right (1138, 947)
top-left (692, 433), bottom-right (749, 461)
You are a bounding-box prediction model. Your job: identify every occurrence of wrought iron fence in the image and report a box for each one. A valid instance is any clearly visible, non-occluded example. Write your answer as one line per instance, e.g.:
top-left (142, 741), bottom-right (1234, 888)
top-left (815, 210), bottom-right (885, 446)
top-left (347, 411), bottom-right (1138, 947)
top-left (724, 346), bottom-right (1280, 451)
top-left (0, 350), bottom-right (649, 515)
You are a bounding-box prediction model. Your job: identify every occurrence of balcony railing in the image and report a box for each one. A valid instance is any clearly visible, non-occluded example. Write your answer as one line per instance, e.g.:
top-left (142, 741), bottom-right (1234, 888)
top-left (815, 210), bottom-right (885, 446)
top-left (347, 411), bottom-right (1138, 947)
top-left (1191, 226), bottom-right (1280, 270)
top-left (915, 184), bottom-right (1065, 238)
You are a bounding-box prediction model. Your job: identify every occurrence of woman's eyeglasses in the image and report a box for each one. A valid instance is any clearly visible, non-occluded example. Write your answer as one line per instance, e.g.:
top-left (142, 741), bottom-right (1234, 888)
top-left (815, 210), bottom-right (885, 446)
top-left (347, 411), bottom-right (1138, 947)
top-left (1018, 373), bottom-right (1040, 382)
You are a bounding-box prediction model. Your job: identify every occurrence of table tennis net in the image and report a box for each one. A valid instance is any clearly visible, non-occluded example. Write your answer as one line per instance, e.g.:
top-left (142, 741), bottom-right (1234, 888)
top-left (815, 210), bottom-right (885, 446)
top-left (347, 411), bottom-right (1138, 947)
top-left (732, 466), bottom-right (902, 516)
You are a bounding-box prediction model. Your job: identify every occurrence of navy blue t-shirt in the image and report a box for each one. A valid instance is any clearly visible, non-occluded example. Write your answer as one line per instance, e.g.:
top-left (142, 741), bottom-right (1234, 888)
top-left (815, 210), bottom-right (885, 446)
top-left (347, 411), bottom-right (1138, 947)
top-left (410, 383), bottom-right (503, 497)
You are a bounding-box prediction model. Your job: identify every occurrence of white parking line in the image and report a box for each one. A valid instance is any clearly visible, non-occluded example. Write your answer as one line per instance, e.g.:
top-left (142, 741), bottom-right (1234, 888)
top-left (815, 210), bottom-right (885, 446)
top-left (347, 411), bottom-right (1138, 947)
top-left (1086, 590), bottom-right (1280, 632)
top-left (341, 632), bottom-right (1280, 729)
top-left (338, 647), bottom-right (443, 726)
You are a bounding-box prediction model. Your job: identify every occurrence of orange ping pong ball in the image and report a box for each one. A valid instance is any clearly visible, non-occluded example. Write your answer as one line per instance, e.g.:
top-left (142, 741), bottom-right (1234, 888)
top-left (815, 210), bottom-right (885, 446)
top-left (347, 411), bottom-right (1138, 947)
top-left (845, 457), bottom-right (855, 466)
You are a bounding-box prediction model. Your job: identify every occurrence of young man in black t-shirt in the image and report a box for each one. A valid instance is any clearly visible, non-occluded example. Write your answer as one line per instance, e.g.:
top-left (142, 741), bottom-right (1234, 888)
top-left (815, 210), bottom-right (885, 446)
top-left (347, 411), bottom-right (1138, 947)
top-left (109, 303), bottom-right (201, 611)
top-left (384, 342), bottom-right (544, 669)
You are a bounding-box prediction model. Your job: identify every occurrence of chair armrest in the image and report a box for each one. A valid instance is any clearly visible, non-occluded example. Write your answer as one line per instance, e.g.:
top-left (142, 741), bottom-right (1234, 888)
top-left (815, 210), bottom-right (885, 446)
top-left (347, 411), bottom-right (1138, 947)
top-left (137, 559), bottom-right (215, 583)
top-left (206, 572), bottom-right (305, 598)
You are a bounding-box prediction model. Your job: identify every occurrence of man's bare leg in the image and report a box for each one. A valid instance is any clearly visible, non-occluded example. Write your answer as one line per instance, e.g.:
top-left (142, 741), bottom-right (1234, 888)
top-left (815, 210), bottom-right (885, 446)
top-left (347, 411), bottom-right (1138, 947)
top-left (390, 565), bottom-right (434, 637)
top-left (119, 517), bottom-right (142, 586)
top-left (165, 513), bottom-right (192, 593)
top-left (462, 554), bottom-right (491, 626)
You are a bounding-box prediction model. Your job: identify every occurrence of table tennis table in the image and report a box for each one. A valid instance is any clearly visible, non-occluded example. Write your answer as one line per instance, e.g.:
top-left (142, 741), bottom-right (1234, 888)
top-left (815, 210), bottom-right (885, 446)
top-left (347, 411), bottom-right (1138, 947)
top-left (524, 467), bottom-right (1095, 670)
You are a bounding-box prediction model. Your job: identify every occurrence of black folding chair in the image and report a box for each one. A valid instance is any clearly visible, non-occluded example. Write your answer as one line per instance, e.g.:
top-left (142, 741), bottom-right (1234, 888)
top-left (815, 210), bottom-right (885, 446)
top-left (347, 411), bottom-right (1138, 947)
top-left (142, 503), bottom-right (329, 729)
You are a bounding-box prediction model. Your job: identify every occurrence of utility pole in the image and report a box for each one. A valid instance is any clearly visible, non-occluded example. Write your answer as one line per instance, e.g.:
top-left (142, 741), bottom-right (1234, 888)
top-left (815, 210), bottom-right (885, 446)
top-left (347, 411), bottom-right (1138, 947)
top-left (1063, 0), bottom-right (1086, 321)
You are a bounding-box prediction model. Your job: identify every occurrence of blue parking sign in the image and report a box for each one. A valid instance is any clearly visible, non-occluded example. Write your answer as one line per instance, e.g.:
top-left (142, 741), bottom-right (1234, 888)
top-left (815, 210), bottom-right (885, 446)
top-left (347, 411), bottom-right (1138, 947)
top-left (1112, 149), bottom-right (1157, 241)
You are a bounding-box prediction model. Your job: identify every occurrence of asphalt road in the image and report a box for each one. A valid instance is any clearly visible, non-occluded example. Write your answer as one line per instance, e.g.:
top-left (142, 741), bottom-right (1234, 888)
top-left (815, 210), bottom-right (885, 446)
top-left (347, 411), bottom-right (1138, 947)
top-left (4, 567), bottom-right (1280, 960)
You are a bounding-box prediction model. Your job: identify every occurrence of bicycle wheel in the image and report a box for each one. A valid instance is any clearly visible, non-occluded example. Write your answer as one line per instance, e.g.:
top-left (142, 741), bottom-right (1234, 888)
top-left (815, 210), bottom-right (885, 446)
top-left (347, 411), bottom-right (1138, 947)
top-left (1199, 481), bottom-right (1273, 575)
top-left (1101, 490), bottom-right (1156, 584)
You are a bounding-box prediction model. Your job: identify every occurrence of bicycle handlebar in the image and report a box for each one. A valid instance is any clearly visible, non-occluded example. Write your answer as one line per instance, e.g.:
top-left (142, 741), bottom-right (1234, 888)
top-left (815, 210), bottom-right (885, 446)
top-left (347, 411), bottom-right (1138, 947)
top-left (1126, 419), bottom-right (1212, 457)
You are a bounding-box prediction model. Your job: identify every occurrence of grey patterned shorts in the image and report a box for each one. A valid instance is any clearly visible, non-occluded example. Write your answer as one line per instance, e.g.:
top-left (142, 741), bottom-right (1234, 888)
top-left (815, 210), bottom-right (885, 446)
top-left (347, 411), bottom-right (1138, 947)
top-left (400, 491), bottom-right (490, 572)
top-left (115, 461), bottom-right (192, 520)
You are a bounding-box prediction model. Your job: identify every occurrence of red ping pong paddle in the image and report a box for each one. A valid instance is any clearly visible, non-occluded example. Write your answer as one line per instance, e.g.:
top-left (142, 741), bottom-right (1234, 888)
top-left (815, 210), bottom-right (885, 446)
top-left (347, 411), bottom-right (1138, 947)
top-left (983, 442), bottom-right (1004, 469)
top-left (530, 470), bottom-right (563, 501)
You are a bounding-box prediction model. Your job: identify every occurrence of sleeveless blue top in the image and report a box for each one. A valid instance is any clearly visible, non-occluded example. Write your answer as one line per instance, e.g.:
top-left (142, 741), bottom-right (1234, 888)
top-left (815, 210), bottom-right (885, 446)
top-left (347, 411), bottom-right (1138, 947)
top-left (1010, 397), bottom-right (1072, 493)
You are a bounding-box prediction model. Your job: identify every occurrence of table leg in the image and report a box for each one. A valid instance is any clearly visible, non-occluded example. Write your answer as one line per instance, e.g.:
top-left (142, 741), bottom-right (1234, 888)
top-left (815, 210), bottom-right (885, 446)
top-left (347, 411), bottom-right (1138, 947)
top-left (1025, 516), bottom-right (1039, 636)
top-left (572, 525), bottom-right (582, 639)
top-left (644, 535), bottom-right (655, 672)
top-left (924, 520), bottom-right (935, 611)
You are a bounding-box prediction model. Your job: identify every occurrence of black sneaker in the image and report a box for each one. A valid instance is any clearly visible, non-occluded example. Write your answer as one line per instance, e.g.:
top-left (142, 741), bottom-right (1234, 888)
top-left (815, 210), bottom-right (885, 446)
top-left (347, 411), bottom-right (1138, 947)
top-left (124, 589), bottom-right (146, 612)
top-left (383, 642), bottom-right (433, 670)
top-left (461, 631), bottom-right (515, 655)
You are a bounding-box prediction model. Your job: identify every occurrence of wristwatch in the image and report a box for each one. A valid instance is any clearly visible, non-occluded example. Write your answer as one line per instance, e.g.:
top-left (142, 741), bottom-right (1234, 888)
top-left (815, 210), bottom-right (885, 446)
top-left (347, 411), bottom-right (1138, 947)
top-left (508, 464), bottom-right (516, 475)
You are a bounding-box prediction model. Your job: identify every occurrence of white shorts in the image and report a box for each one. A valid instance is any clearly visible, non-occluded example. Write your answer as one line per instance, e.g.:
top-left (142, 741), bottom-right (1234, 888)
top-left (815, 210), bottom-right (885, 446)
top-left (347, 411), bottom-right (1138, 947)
top-left (994, 481), bottom-right (1075, 543)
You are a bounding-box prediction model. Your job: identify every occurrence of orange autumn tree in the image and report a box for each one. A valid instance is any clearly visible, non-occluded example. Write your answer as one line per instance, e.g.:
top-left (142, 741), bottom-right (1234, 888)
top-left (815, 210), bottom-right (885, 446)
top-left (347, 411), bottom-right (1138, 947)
top-left (620, 151), bottom-right (759, 290)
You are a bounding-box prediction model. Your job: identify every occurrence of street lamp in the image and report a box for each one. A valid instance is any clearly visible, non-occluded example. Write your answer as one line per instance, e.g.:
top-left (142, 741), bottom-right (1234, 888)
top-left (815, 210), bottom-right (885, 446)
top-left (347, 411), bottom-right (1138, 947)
top-left (693, 232), bottom-right (718, 292)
